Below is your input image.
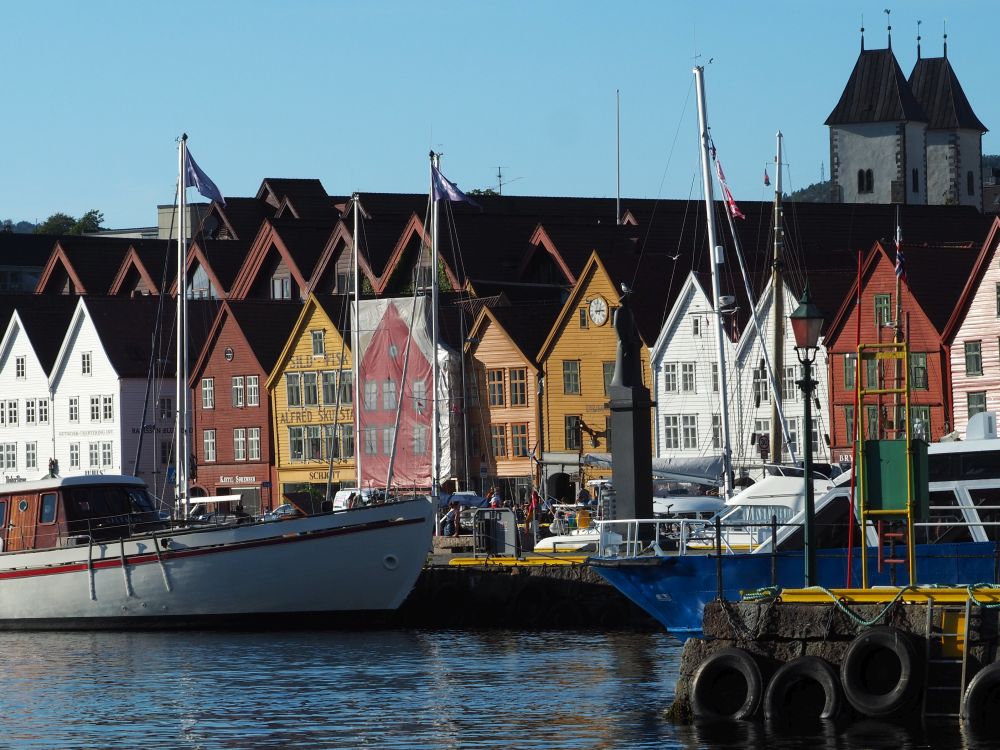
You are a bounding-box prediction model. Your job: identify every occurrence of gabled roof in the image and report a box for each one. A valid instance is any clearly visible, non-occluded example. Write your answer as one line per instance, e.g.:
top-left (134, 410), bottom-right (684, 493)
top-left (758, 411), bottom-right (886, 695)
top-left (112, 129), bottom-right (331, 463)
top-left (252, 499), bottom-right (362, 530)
top-left (201, 196), bottom-right (274, 241)
top-left (228, 218), bottom-right (337, 299)
top-left (35, 236), bottom-right (135, 294)
top-left (305, 221), bottom-right (380, 296)
top-left (469, 300), bottom-right (564, 369)
top-left (10, 296), bottom-right (82, 375)
top-left (943, 217), bottom-right (1000, 343)
top-left (109, 240), bottom-right (178, 296)
top-left (826, 47), bottom-right (928, 125)
top-left (189, 299), bottom-right (303, 386)
top-left (256, 178), bottom-right (329, 209)
top-left (0, 233), bottom-right (59, 268)
top-left (908, 55), bottom-right (987, 132)
top-left (266, 293), bottom-right (350, 388)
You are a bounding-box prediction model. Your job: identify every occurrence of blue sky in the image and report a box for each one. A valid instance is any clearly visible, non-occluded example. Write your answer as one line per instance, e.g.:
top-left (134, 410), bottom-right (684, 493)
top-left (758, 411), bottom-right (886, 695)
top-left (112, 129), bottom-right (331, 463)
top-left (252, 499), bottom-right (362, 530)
top-left (2, 1), bottom-right (995, 228)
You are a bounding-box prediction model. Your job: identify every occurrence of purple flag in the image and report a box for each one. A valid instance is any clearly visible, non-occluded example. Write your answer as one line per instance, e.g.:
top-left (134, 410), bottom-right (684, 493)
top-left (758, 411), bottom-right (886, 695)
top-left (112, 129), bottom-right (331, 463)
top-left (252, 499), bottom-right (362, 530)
top-left (432, 166), bottom-right (480, 207)
top-left (185, 149), bottom-right (226, 206)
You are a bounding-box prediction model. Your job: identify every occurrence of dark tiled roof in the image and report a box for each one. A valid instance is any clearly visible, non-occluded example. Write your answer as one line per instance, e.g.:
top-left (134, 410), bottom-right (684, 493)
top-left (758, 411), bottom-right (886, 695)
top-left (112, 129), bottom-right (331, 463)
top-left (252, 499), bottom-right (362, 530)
top-left (0, 233), bottom-right (58, 268)
top-left (257, 179), bottom-right (329, 208)
top-left (270, 220), bottom-right (338, 281)
top-left (129, 239), bottom-right (178, 292)
top-left (203, 197), bottom-right (274, 241)
top-left (226, 300), bottom-right (304, 374)
top-left (908, 56), bottom-right (987, 132)
top-left (896, 242), bottom-right (979, 331)
top-left (313, 293), bottom-right (353, 340)
top-left (84, 297), bottom-right (219, 377)
top-left (195, 239), bottom-right (252, 294)
top-left (488, 300), bottom-right (564, 366)
top-left (826, 48), bottom-right (928, 125)
top-left (15, 296), bottom-right (81, 375)
top-left (54, 236), bottom-right (136, 293)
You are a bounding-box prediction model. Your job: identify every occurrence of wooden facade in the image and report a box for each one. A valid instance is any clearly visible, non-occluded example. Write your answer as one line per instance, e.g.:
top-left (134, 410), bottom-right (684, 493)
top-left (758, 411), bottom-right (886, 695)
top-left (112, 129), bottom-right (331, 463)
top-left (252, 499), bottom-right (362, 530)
top-left (266, 294), bottom-right (355, 497)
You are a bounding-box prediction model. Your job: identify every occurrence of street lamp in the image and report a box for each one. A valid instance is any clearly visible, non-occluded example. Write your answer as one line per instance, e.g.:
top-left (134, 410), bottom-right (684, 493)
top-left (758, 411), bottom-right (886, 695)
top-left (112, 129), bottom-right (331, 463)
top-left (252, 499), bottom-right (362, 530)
top-left (789, 286), bottom-right (824, 587)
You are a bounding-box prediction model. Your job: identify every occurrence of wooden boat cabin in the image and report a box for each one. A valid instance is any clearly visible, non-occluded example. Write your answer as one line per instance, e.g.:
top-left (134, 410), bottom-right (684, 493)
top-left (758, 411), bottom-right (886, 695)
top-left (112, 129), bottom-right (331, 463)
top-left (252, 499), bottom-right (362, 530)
top-left (0, 475), bottom-right (163, 552)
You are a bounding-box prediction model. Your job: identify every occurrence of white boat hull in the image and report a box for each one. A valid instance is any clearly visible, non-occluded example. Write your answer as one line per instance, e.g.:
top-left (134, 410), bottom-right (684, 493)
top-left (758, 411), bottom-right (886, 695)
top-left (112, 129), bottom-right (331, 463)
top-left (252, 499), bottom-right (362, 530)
top-left (0, 499), bottom-right (433, 628)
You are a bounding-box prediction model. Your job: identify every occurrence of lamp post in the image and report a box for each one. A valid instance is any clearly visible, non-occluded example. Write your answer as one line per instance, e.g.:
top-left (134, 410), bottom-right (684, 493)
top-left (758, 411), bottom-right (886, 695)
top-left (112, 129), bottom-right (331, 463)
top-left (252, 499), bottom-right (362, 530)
top-left (789, 286), bottom-right (824, 587)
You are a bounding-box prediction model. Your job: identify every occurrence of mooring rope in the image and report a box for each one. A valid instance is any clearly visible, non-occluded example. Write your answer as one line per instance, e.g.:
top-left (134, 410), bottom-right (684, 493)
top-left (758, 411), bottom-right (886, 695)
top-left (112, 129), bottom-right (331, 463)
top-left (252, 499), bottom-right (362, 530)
top-left (967, 582), bottom-right (1000, 609)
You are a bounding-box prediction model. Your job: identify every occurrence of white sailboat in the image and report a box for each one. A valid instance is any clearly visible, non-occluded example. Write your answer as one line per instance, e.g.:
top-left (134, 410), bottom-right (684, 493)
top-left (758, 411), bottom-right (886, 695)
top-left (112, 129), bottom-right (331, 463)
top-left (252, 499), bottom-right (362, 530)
top-left (0, 136), bottom-right (433, 628)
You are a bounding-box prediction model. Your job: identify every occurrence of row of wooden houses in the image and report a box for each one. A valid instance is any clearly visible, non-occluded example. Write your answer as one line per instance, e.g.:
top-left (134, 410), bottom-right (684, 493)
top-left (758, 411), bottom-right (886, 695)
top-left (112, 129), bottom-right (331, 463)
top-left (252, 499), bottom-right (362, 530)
top-left (1, 176), bottom-right (998, 506)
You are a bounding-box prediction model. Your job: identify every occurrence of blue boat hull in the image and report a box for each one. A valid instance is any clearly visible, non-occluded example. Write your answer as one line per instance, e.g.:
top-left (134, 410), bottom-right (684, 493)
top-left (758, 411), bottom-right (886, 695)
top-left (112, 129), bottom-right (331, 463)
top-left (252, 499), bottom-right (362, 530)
top-left (590, 542), bottom-right (999, 638)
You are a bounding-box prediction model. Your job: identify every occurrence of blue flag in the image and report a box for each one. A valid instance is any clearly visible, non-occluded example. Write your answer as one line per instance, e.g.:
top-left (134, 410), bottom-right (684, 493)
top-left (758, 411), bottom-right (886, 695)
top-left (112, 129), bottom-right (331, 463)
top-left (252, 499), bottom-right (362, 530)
top-left (432, 166), bottom-right (479, 208)
top-left (185, 149), bottom-right (226, 205)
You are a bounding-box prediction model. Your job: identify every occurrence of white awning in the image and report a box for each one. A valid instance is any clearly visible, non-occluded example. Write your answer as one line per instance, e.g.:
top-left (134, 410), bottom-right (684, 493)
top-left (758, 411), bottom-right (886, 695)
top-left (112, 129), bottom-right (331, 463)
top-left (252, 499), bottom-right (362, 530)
top-left (581, 453), bottom-right (723, 486)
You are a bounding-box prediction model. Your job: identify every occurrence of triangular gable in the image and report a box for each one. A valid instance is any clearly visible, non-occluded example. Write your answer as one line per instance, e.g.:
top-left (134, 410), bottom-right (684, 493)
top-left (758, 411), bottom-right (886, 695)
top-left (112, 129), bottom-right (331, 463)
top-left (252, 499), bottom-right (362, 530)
top-left (943, 217), bottom-right (1000, 344)
top-left (167, 242), bottom-right (228, 300)
top-left (34, 242), bottom-right (86, 294)
top-left (518, 225), bottom-right (576, 285)
top-left (189, 303), bottom-right (232, 387)
top-left (0, 312), bottom-right (43, 381)
top-left (465, 306), bottom-right (539, 374)
top-left (109, 245), bottom-right (161, 296)
top-left (265, 294), bottom-right (323, 389)
top-left (373, 213), bottom-right (461, 295)
top-left (228, 220), bottom-right (313, 300)
top-left (305, 220), bottom-right (379, 296)
top-left (651, 272), bottom-right (711, 363)
top-left (48, 298), bottom-right (115, 389)
top-left (536, 251), bottom-right (621, 363)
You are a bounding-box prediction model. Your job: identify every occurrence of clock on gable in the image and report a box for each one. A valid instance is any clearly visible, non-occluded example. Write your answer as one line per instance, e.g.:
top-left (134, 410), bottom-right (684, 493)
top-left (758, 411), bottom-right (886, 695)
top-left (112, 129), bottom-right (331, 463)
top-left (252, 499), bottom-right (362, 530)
top-left (588, 296), bottom-right (609, 326)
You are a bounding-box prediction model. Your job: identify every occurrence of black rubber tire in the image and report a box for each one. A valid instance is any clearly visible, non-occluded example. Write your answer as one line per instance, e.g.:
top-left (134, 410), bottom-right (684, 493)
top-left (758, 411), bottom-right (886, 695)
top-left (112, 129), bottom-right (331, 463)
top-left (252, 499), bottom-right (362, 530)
top-left (840, 626), bottom-right (919, 718)
top-left (690, 647), bottom-right (763, 721)
top-left (963, 661), bottom-right (1000, 731)
top-left (764, 655), bottom-right (842, 723)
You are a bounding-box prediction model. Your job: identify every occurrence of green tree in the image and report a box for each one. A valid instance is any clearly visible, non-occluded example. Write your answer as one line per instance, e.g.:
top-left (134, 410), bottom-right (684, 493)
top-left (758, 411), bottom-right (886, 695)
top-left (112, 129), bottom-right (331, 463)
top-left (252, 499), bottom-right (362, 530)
top-left (70, 209), bottom-right (104, 234)
top-left (1, 220), bottom-right (12, 233)
top-left (34, 212), bottom-right (76, 235)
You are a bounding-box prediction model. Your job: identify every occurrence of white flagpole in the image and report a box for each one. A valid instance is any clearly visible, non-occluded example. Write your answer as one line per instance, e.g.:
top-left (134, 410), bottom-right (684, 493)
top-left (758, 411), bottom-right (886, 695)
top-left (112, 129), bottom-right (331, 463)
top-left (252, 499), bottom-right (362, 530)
top-left (176, 134), bottom-right (189, 516)
top-left (430, 152), bottom-right (441, 506)
top-left (352, 193), bottom-right (362, 491)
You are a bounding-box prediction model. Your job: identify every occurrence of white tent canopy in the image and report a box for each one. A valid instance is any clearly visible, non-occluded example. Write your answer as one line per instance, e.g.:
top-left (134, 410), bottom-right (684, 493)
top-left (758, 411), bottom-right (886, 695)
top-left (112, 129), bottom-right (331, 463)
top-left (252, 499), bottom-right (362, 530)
top-left (581, 453), bottom-right (724, 486)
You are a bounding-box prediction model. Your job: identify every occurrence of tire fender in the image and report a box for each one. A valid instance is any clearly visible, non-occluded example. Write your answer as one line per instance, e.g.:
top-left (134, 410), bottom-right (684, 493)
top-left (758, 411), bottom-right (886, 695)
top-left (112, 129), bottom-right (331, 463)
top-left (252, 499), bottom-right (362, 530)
top-left (962, 661), bottom-right (1000, 730)
top-left (690, 647), bottom-right (763, 721)
top-left (840, 626), bottom-right (919, 718)
top-left (764, 655), bottom-right (842, 723)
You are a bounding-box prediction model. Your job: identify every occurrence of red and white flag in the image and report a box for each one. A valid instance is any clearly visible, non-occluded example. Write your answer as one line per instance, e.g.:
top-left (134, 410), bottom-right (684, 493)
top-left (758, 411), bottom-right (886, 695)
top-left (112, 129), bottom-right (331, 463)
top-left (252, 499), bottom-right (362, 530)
top-left (716, 160), bottom-right (745, 220)
top-left (763, 168), bottom-right (771, 187)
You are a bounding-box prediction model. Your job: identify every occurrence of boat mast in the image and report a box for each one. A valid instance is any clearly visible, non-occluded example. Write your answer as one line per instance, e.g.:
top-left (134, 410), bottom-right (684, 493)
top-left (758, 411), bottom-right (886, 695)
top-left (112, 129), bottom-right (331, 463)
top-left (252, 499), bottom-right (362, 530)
top-left (769, 131), bottom-right (785, 463)
top-left (176, 134), bottom-right (190, 517)
top-left (429, 152), bottom-right (441, 506)
top-left (693, 66), bottom-right (733, 498)
top-left (352, 193), bottom-right (363, 491)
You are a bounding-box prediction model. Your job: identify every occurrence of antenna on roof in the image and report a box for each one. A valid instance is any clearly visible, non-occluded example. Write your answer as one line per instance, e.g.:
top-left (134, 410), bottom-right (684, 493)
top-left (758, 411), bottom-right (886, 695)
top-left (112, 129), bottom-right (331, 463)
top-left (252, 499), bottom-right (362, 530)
top-left (917, 19), bottom-right (922, 59)
top-left (616, 89), bottom-right (621, 226)
top-left (860, 14), bottom-right (865, 51)
top-left (943, 18), bottom-right (948, 58)
top-left (884, 8), bottom-right (892, 49)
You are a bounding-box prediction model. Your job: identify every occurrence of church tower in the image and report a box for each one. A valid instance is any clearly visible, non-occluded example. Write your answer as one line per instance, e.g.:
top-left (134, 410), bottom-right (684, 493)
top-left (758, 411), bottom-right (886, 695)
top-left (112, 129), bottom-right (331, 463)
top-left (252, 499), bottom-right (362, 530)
top-left (826, 29), bottom-right (928, 204)
top-left (908, 33), bottom-right (987, 209)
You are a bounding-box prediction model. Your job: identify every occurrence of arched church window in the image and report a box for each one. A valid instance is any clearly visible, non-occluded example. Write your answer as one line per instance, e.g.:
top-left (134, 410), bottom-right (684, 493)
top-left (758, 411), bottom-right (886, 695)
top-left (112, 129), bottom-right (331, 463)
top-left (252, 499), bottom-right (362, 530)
top-left (912, 168), bottom-right (919, 193)
top-left (968, 171), bottom-right (975, 196)
top-left (865, 169), bottom-right (874, 194)
top-left (857, 170), bottom-right (866, 194)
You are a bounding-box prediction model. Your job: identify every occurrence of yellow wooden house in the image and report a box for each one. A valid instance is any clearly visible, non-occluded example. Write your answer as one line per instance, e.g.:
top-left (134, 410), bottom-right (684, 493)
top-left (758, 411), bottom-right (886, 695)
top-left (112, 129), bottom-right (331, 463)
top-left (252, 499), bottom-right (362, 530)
top-left (535, 251), bottom-right (652, 501)
top-left (266, 293), bottom-right (356, 498)
top-left (464, 301), bottom-right (563, 501)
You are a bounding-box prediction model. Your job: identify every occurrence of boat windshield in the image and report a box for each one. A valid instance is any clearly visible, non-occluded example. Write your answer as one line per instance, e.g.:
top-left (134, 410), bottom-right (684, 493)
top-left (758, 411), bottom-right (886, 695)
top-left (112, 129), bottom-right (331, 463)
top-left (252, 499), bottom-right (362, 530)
top-left (719, 504), bottom-right (795, 527)
top-left (64, 484), bottom-right (161, 540)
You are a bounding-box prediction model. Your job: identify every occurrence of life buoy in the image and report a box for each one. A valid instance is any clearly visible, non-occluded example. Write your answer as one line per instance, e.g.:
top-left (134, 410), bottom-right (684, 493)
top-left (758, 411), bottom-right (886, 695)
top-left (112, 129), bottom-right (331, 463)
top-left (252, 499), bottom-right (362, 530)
top-left (962, 661), bottom-right (1000, 731)
top-left (840, 626), bottom-right (919, 718)
top-left (764, 655), bottom-right (842, 723)
top-left (690, 647), bottom-right (763, 721)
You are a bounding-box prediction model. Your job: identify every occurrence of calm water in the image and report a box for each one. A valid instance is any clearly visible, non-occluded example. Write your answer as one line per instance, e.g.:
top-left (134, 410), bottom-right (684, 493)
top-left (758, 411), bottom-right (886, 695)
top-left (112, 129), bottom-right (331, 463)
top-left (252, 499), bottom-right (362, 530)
top-left (0, 629), bottom-right (994, 749)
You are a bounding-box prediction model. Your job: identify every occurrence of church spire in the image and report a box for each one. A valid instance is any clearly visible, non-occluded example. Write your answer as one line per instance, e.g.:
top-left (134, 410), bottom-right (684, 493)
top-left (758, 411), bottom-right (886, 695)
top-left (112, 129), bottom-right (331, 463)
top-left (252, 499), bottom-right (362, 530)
top-left (885, 8), bottom-right (892, 49)
top-left (860, 14), bottom-right (865, 51)
top-left (943, 19), bottom-right (948, 58)
top-left (916, 19), bottom-right (921, 59)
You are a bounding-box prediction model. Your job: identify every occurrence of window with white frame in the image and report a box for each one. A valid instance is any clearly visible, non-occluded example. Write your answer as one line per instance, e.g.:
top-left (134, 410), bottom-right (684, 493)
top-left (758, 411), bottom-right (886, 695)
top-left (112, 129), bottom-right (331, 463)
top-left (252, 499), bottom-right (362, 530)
top-left (2, 443), bottom-right (15, 469)
top-left (321, 372), bottom-right (337, 405)
top-left (69, 397), bottom-right (79, 423)
top-left (234, 428), bottom-right (246, 461)
top-left (783, 366), bottom-right (797, 401)
top-left (247, 375), bottom-right (260, 406)
top-left (232, 376), bottom-right (245, 407)
top-left (306, 426), bottom-right (323, 460)
top-left (712, 415), bottom-right (721, 449)
top-left (90, 396), bottom-right (100, 422)
top-left (6, 401), bottom-right (16, 427)
top-left (753, 419), bottom-right (770, 455)
top-left (203, 430), bottom-right (216, 462)
top-left (663, 363), bottom-right (678, 392)
top-left (339, 372), bottom-right (353, 405)
top-left (965, 341), bottom-right (983, 376)
top-left (158, 398), bottom-right (171, 420)
top-left (692, 317), bottom-right (702, 336)
top-left (338, 424), bottom-right (354, 458)
top-left (25, 399), bottom-right (35, 425)
top-left (102, 395), bottom-right (113, 422)
top-left (101, 442), bottom-right (113, 467)
top-left (753, 366), bottom-right (769, 403)
top-left (248, 427), bottom-right (261, 460)
top-left (682, 415), bottom-right (698, 449)
top-left (413, 380), bottom-right (427, 415)
top-left (38, 399), bottom-right (48, 425)
top-left (711, 363), bottom-right (719, 393)
top-left (15, 356), bottom-right (25, 379)
top-left (88, 442), bottom-right (100, 467)
top-left (81, 352), bottom-right (92, 375)
top-left (562, 360), bottom-right (581, 395)
top-left (663, 415), bottom-right (680, 449)
top-left (681, 363), bottom-right (696, 393)
top-left (288, 426), bottom-right (303, 460)
top-left (311, 330), bottom-right (325, 356)
top-left (785, 419), bottom-right (799, 459)
top-left (70, 443), bottom-right (80, 469)
top-left (382, 427), bottom-right (394, 456)
top-left (364, 427), bottom-right (378, 455)
top-left (25, 442), bottom-right (36, 470)
top-left (202, 378), bottom-right (215, 409)
top-left (490, 425), bottom-right (507, 458)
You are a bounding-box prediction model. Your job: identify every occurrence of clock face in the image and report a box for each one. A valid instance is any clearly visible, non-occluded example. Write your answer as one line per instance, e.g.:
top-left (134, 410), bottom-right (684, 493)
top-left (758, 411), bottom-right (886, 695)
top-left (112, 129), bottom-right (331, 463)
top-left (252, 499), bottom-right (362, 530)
top-left (589, 296), bottom-right (609, 326)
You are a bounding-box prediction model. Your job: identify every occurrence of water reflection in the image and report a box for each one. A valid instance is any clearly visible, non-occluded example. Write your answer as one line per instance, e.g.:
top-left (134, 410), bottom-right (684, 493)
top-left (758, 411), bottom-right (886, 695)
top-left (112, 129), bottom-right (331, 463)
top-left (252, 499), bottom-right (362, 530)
top-left (0, 630), bottom-right (994, 749)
